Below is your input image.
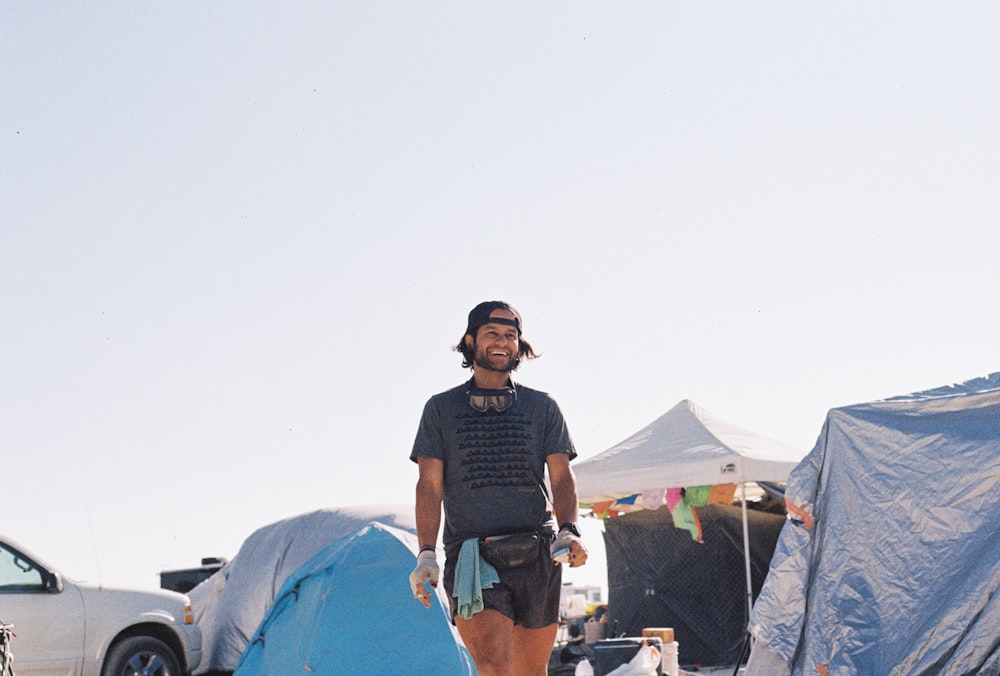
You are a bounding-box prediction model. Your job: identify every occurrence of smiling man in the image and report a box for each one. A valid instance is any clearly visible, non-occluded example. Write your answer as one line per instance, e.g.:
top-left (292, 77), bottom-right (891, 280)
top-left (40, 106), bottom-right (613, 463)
top-left (409, 300), bottom-right (588, 676)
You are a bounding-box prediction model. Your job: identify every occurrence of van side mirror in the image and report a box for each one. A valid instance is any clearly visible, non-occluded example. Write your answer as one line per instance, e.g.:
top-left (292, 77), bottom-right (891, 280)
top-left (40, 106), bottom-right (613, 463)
top-left (44, 571), bottom-right (63, 593)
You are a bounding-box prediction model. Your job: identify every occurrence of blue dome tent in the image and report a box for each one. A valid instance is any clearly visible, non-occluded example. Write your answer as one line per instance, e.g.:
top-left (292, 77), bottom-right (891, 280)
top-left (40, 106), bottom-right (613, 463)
top-left (235, 521), bottom-right (475, 675)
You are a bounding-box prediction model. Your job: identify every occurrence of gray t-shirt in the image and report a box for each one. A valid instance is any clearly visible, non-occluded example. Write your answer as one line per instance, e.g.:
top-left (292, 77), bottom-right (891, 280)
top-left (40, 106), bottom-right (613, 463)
top-left (410, 380), bottom-right (576, 546)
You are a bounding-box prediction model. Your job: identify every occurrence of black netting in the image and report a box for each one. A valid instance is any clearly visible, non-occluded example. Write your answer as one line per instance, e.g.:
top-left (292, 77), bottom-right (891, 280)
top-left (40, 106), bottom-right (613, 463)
top-left (603, 502), bottom-right (785, 668)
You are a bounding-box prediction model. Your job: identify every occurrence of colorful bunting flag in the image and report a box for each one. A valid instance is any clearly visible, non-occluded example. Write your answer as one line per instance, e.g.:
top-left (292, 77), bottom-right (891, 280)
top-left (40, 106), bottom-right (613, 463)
top-left (587, 483), bottom-right (740, 542)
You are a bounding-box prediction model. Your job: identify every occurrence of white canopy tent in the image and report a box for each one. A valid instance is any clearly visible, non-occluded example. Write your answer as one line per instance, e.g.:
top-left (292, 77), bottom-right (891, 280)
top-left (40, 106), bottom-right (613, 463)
top-left (573, 399), bottom-right (805, 619)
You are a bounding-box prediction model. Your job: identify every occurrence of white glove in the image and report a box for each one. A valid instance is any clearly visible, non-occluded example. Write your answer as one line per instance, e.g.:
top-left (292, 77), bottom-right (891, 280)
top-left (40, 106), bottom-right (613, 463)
top-left (551, 524), bottom-right (588, 567)
top-left (409, 549), bottom-right (439, 607)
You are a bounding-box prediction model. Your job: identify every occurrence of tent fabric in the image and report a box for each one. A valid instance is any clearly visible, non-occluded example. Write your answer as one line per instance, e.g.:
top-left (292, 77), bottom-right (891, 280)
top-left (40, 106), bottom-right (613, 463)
top-left (571, 399), bottom-right (803, 669)
top-left (573, 399), bottom-right (804, 505)
top-left (604, 504), bottom-right (786, 668)
top-left (189, 505), bottom-right (417, 673)
top-left (235, 522), bottom-right (475, 675)
top-left (747, 373), bottom-right (1000, 676)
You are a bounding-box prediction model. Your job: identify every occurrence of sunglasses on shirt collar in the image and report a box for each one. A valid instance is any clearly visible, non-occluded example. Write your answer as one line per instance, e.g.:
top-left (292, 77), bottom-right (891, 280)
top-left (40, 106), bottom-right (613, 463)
top-left (467, 384), bottom-right (517, 413)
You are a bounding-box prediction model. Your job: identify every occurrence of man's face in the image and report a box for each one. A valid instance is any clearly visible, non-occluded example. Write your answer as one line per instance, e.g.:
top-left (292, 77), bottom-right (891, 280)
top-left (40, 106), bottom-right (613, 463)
top-left (468, 310), bottom-right (520, 374)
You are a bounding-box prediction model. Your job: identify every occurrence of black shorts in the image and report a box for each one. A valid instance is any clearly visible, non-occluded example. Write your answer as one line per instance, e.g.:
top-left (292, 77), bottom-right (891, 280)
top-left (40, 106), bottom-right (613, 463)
top-left (442, 532), bottom-right (563, 629)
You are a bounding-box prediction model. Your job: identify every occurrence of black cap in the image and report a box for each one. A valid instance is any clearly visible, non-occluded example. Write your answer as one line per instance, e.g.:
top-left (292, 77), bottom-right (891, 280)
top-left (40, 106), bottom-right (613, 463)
top-left (465, 300), bottom-right (522, 336)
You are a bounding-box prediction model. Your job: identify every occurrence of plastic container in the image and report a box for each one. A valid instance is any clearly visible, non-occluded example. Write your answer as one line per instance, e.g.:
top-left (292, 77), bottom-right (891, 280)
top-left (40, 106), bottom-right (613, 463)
top-left (584, 619), bottom-right (605, 644)
top-left (592, 637), bottom-right (662, 675)
top-left (661, 641), bottom-right (679, 676)
top-left (641, 628), bottom-right (678, 675)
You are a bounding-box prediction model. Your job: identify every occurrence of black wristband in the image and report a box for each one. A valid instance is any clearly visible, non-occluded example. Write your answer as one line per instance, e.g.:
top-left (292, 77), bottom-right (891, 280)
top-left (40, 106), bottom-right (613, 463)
top-left (559, 522), bottom-right (581, 537)
top-left (419, 545), bottom-right (435, 553)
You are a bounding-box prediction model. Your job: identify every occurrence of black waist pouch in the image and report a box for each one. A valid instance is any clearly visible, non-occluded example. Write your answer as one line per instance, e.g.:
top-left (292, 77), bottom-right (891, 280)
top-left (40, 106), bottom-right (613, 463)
top-left (479, 532), bottom-right (541, 569)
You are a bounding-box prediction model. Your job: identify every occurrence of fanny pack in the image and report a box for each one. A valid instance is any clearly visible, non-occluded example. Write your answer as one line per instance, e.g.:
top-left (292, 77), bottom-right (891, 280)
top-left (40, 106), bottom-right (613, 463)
top-left (479, 531), bottom-right (540, 569)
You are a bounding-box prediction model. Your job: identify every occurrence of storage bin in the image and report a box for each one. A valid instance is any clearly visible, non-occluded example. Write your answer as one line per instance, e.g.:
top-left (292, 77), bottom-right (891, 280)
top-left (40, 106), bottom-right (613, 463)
top-left (592, 637), bottom-right (662, 675)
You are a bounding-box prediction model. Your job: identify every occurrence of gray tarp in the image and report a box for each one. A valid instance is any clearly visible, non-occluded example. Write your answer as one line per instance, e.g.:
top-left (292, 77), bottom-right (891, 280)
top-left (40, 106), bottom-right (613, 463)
top-left (188, 505), bottom-right (416, 673)
top-left (747, 373), bottom-right (1000, 675)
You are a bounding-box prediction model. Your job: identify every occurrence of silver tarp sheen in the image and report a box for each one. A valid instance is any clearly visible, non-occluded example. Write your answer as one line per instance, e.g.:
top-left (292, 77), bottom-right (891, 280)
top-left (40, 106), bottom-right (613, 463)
top-left (747, 373), bottom-right (1000, 676)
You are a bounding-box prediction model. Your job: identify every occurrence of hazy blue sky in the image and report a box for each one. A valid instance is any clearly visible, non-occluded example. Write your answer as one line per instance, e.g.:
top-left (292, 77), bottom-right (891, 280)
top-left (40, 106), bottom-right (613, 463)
top-left (3, 2), bottom-right (998, 592)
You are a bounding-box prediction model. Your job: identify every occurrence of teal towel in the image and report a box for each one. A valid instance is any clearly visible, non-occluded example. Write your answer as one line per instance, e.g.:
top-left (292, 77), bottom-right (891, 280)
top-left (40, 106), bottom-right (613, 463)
top-left (453, 538), bottom-right (500, 619)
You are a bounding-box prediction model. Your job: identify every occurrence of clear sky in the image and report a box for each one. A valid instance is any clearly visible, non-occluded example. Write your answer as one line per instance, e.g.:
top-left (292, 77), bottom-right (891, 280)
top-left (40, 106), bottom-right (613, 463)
top-left (3, 2), bottom-right (998, 593)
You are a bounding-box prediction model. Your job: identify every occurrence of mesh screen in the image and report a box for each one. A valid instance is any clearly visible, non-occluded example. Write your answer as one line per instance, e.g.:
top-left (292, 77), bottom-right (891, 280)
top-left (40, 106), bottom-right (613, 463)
top-left (603, 502), bottom-right (785, 668)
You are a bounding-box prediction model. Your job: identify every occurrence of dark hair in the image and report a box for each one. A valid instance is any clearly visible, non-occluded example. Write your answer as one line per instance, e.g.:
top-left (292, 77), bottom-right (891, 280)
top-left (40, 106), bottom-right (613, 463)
top-left (455, 331), bottom-right (537, 370)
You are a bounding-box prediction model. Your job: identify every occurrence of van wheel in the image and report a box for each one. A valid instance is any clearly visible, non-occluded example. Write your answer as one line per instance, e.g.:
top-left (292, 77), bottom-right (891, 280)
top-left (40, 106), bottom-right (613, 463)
top-left (102, 636), bottom-right (181, 676)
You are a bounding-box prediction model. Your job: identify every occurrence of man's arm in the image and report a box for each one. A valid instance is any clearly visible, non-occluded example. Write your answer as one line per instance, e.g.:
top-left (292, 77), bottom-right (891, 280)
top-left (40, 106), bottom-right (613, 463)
top-left (547, 453), bottom-right (588, 567)
top-left (415, 457), bottom-right (445, 550)
top-left (546, 452), bottom-right (579, 526)
top-left (411, 457), bottom-right (445, 607)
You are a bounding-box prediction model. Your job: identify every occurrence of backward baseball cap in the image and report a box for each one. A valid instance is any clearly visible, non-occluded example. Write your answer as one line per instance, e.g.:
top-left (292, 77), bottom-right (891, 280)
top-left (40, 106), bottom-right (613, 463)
top-left (465, 300), bottom-right (522, 336)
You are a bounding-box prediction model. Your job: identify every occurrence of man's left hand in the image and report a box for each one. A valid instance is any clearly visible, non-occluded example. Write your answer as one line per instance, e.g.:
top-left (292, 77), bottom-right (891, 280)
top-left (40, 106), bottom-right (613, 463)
top-left (551, 525), bottom-right (588, 568)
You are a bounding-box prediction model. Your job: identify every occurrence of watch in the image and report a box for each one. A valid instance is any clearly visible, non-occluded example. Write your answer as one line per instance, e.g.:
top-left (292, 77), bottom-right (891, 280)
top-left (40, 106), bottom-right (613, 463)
top-left (559, 522), bottom-right (581, 537)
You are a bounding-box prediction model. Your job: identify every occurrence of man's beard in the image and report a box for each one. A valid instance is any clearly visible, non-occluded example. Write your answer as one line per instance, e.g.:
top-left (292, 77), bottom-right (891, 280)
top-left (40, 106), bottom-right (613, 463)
top-left (473, 343), bottom-right (517, 373)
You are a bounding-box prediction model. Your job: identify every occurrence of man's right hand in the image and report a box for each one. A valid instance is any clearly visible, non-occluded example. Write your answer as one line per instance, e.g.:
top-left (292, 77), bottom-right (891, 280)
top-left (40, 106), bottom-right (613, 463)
top-left (409, 549), bottom-right (440, 608)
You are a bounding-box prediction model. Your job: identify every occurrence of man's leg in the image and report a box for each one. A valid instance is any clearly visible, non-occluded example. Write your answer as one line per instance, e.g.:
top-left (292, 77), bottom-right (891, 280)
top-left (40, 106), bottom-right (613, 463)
top-left (512, 623), bottom-right (559, 676)
top-left (455, 609), bottom-right (516, 676)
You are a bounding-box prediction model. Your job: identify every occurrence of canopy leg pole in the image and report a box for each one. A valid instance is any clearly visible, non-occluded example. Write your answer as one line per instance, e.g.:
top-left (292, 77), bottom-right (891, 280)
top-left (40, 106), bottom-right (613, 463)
top-left (741, 482), bottom-right (753, 624)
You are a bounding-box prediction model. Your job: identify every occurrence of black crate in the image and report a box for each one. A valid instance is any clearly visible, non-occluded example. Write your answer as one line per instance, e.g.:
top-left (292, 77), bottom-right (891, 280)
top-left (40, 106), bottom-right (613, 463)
top-left (593, 637), bottom-right (662, 675)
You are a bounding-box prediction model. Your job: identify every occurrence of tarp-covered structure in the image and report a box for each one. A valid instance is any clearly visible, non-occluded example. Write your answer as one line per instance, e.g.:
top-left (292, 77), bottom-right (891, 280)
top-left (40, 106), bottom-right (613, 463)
top-left (189, 505), bottom-right (419, 673)
top-left (605, 503), bottom-right (786, 667)
top-left (235, 522), bottom-right (475, 675)
top-left (747, 373), bottom-right (1000, 675)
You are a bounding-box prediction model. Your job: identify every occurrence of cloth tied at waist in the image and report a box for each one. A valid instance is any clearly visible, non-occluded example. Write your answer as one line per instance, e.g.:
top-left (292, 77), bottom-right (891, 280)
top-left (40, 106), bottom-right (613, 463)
top-left (453, 537), bottom-right (500, 619)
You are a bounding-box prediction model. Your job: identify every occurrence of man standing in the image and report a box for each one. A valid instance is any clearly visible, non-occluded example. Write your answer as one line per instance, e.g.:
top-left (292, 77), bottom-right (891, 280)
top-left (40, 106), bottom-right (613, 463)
top-left (409, 300), bottom-right (588, 676)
